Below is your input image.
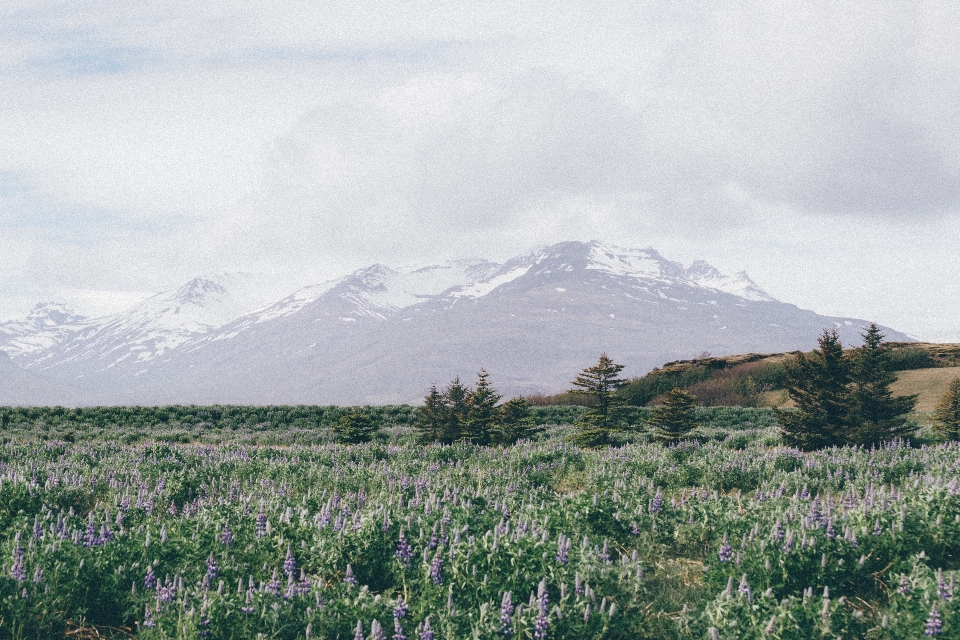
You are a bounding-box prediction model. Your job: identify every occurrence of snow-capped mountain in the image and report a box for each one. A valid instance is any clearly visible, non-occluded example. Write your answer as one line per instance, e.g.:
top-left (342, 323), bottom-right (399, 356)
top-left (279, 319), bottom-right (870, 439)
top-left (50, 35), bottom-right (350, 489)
top-left (0, 302), bottom-right (88, 358)
top-left (0, 241), bottom-right (914, 406)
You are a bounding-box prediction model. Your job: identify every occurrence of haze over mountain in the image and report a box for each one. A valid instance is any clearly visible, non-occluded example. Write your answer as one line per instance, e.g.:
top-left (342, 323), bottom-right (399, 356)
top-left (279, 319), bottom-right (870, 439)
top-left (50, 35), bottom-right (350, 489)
top-left (0, 241), bottom-right (912, 406)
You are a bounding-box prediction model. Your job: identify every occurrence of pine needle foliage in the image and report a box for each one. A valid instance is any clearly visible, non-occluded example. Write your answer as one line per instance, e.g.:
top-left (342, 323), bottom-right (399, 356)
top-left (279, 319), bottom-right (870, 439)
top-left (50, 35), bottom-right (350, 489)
top-left (775, 329), bottom-right (851, 451)
top-left (332, 410), bottom-right (380, 444)
top-left (569, 353), bottom-right (626, 447)
top-left (847, 324), bottom-right (917, 446)
top-left (461, 370), bottom-right (501, 445)
top-left (934, 377), bottom-right (960, 441)
top-left (649, 387), bottom-right (698, 443)
top-left (492, 397), bottom-right (542, 445)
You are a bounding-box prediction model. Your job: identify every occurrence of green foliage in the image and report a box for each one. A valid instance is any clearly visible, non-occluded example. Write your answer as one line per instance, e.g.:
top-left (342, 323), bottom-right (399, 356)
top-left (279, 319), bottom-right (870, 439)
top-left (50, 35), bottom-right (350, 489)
top-left (569, 353), bottom-right (626, 446)
top-left (649, 388), bottom-right (698, 443)
top-left (885, 346), bottom-right (936, 371)
top-left (618, 363), bottom-right (715, 406)
top-left (847, 324), bottom-right (918, 446)
top-left (332, 410), bottom-right (379, 444)
top-left (492, 397), bottom-right (542, 445)
top-left (934, 377), bottom-right (960, 441)
top-left (461, 369), bottom-right (500, 445)
top-left (776, 329), bottom-right (851, 450)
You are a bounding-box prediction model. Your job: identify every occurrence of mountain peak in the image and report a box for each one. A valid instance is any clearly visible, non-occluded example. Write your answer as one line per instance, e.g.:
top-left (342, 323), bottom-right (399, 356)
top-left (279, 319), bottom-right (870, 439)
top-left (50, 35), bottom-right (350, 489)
top-left (26, 302), bottom-right (87, 326)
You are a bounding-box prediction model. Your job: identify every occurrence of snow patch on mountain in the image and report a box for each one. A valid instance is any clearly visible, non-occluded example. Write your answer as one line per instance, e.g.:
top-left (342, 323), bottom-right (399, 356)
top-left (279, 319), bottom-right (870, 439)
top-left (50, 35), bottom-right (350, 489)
top-left (0, 303), bottom-right (89, 358)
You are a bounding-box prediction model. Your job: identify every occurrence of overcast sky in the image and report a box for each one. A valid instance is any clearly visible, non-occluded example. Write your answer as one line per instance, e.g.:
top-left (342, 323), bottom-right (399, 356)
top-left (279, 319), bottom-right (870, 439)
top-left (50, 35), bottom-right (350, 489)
top-left (0, 1), bottom-right (958, 340)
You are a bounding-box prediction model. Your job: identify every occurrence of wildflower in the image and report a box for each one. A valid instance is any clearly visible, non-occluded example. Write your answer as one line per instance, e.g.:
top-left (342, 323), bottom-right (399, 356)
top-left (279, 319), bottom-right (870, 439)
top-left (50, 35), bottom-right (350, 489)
top-left (144, 566), bottom-right (157, 590)
top-left (395, 531), bottom-right (413, 567)
top-left (718, 534), bottom-right (733, 563)
top-left (142, 606), bottom-right (156, 628)
top-left (32, 566), bottom-right (43, 583)
top-left (267, 569), bottom-right (282, 596)
top-left (499, 591), bottom-right (514, 636)
top-left (937, 569), bottom-right (953, 600)
top-left (418, 617), bottom-right (434, 640)
top-left (344, 564), bottom-right (357, 586)
top-left (534, 579), bottom-right (549, 640)
top-left (600, 539), bottom-right (611, 564)
top-left (393, 596), bottom-right (408, 619)
top-left (32, 516), bottom-right (43, 540)
top-left (738, 574), bottom-right (752, 601)
top-left (241, 589), bottom-right (255, 614)
top-left (649, 491), bottom-right (663, 514)
top-left (392, 618), bottom-right (407, 640)
top-left (221, 522), bottom-right (233, 546)
top-left (429, 552), bottom-right (443, 585)
top-left (555, 534), bottom-right (570, 564)
top-left (873, 520), bottom-right (882, 536)
top-left (772, 521), bottom-right (784, 542)
top-left (825, 519), bottom-right (836, 541)
top-left (370, 619), bottom-right (387, 640)
top-left (255, 512), bottom-right (268, 538)
top-left (897, 574), bottom-right (910, 595)
top-left (925, 603), bottom-right (943, 636)
top-left (283, 546), bottom-right (297, 577)
top-left (11, 540), bottom-right (26, 582)
top-left (354, 620), bottom-right (365, 640)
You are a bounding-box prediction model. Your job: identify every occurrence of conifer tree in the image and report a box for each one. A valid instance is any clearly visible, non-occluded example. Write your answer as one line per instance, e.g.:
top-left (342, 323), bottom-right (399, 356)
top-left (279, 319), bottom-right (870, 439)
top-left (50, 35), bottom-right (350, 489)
top-left (443, 376), bottom-right (470, 444)
top-left (934, 377), bottom-right (960, 441)
top-left (776, 329), bottom-right (850, 450)
top-left (332, 410), bottom-right (379, 444)
top-left (649, 387), bottom-right (698, 444)
top-left (414, 385), bottom-right (448, 444)
top-left (493, 397), bottom-right (542, 445)
top-left (847, 324), bottom-right (917, 446)
top-left (461, 370), bottom-right (501, 445)
top-left (569, 352), bottom-right (626, 447)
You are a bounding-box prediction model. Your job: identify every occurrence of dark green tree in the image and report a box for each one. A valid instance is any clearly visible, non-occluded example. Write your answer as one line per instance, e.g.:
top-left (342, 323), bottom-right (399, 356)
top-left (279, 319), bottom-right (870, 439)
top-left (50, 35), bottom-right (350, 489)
top-left (776, 329), bottom-right (851, 450)
top-left (414, 385), bottom-right (448, 444)
top-left (934, 377), bottom-right (960, 441)
top-left (569, 353), bottom-right (626, 447)
top-left (492, 397), bottom-right (542, 445)
top-left (443, 376), bottom-right (470, 444)
top-left (460, 370), bottom-right (500, 445)
top-left (847, 324), bottom-right (917, 446)
top-left (649, 387), bottom-right (698, 444)
top-left (332, 410), bottom-right (379, 444)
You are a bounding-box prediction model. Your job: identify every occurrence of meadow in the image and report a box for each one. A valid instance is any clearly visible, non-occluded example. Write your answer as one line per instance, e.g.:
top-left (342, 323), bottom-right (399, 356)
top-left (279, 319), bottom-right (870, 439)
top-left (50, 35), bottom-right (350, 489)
top-left (0, 407), bottom-right (957, 638)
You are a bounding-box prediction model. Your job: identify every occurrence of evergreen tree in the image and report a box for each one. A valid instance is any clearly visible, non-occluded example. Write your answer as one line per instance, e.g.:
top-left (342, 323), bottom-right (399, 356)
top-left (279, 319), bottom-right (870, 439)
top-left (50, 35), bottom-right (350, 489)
top-left (332, 410), bottom-right (379, 444)
top-left (443, 376), bottom-right (470, 444)
top-left (847, 324), bottom-right (917, 446)
top-left (414, 385), bottom-right (448, 444)
top-left (460, 370), bottom-right (501, 444)
top-left (934, 377), bottom-right (960, 441)
top-left (776, 329), bottom-right (850, 451)
top-left (569, 353), bottom-right (626, 447)
top-left (649, 387), bottom-right (698, 444)
top-left (493, 397), bottom-right (542, 445)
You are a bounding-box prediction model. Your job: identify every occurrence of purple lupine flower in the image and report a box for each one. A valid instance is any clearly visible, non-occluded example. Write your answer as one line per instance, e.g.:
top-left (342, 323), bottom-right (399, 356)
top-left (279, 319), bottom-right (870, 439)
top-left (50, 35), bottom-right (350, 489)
top-left (370, 620), bottom-right (387, 640)
top-left (418, 617), bottom-right (434, 640)
top-left (144, 566), bottom-right (157, 590)
top-left (98, 524), bottom-right (113, 545)
top-left (393, 596), bottom-right (408, 619)
top-left (283, 546), bottom-right (297, 577)
top-left (221, 522), bottom-right (233, 546)
top-left (395, 531), bottom-right (413, 567)
top-left (344, 564), bottom-right (357, 586)
top-left (267, 569), bottom-right (282, 596)
top-left (600, 539), bottom-right (611, 564)
top-left (255, 512), bottom-right (268, 538)
top-left (825, 519), bottom-right (836, 541)
top-left (937, 569), bottom-right (953, 600)
top-left (772, 521), bottom-right (784, 542)
top-left (32, 566), bottom-right (43, 584)
top-left (354, 620), bottom-right (365, 640)
top-left (168, 502), bottom-right (177, 517)
top-left (392, 618), bottom-right (407, 640)
top-left (575, 573), bottom-right (584, 596)
top-left (925, 603), bottom-right (943, 636)
top-left (241, 589), bottom-right (255, 614)
top-left (142, 605), bottom-right (156, 628)
top-left (83, 516), bottom-right (98, 547)
top-left (11, 538), bottom-right (26, 582)
top-left (429, 552), bottom-right (444, 585)
top-left (499, 591), bottom-right (514, 636)
top-left (554, 534), bottom-right (570, 564)
top-left (534, 579), bottom-right (549, 640)
top-left (897, 574), bottom-right (910, 595)
top-left (120, 495), bottom-right (131, 512)
top-left (649, 492), bottom-right (663, 514)
top-left (738, 574), bottom-right (752, 601)
top-left (631, 522), bottom-right (640, 535)
top-left (32, 516), bottom-right (43, 541)
top-left (718, 534), bottom-right (733, 563)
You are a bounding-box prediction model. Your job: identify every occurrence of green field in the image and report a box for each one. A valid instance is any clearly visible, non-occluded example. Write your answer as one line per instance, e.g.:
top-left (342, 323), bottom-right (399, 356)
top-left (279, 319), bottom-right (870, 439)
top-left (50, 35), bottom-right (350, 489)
top-left (0, 407), bottom-right (957, 638)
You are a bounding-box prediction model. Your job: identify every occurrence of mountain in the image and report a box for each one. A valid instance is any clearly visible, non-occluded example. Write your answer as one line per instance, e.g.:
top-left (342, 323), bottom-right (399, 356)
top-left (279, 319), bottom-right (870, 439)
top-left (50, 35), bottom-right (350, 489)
top-left (0, 302), bottom-right (88, 359)
top-left (1, 241), bottom-right (914, 406)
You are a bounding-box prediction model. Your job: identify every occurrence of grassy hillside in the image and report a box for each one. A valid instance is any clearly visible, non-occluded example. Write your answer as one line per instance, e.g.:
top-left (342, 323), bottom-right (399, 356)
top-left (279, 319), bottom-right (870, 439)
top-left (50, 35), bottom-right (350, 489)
top-left (613, 342), bottom-right (960, 409)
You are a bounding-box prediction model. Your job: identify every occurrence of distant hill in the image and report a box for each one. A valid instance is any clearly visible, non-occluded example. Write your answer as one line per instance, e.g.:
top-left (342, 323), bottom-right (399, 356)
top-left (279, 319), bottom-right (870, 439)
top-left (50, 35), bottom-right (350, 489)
top-left (610, 342), bottom-right (960, 409)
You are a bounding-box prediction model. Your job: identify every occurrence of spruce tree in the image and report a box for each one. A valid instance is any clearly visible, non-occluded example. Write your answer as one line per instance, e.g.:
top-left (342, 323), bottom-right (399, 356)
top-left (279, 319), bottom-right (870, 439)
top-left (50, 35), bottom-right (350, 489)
top-left (649, 387), bottom-right (698, 444)
top-left (332, 410), bottom-right (379, 444)
top-left (569, 353), bottom-right (626, 447)
top-left (442, 376), bottom-right (470, 444)
top-left (461, 370), bottom-right (501, 445)
top-left (493, 397), bottom-right (542, 445)
top-left (414, 385), bottom-right (448, 444)
top-left (934, 377), bottom-right (960, 441)
top-left (776, 329), bottom-right (850, 450)
top-left (847, 324), bottom-right (917, 446)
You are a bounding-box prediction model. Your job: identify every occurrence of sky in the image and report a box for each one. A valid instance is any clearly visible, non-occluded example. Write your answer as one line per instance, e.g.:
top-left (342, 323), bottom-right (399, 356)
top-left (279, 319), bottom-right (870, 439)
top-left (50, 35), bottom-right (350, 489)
top-left (0, 1), bottom-right (958, 340)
